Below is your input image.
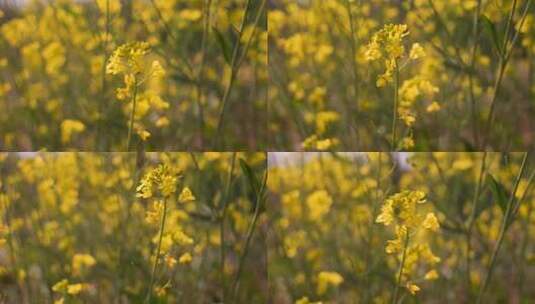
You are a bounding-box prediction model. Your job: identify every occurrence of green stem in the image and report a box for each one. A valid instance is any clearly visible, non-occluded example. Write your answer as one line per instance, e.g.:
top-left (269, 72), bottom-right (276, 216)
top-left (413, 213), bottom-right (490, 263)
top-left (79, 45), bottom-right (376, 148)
top-left (391, 60), bottom-right (400, 151)
top-left (364, 152), bottom-right (383, 303)
top-left (148, 0), bottom-right (194, 74)
top-left (230, 169), bottom-right (267, 301)
top-left (518, 170), bottom-right (535, 293)
top-left (476, 152), bottom-right (529, 303)
top-left (345, 0), bottom-right (360, 109)
top-left (195, 0), bottom-right (212, 149)
top-left (468, 0), bottom-right (482, 147)
top-left (220, 153), bottom-right (237, 302)
top-left (97, 0), bottom-right (111, 150)
top-left (126, 78), bottom-right (138, 151)
top-left (116, 150), bottom-right (145, 300)
top-left (214, 0), bottom-right (266, 148)
top-left (465, 152), bottom-right (487, 295)
top-left (146, 198), bottom-right (168, 303)
top-left (343, 0), bottom-right (361, 147)
top-left (392, 229), bottom-right (410, 304)
top-left (482, 0), bottom-right (532, 148)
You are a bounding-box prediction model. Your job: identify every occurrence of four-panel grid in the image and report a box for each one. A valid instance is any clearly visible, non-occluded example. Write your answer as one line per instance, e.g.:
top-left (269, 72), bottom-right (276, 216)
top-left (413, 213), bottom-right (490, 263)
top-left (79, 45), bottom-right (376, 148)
top-left (0, 0), bottom-right (534, 303)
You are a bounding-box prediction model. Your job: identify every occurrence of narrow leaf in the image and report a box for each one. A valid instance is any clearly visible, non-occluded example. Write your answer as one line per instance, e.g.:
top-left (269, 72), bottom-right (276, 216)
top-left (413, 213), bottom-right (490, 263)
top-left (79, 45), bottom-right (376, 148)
top-left (487, 173), bottom-right (508, 213)
top-left (239, 159), bottom-right (260, 197)
top-left (213, 27), bottom-right (232, 65)
top-left (481, 15), bottom-right (503, 58)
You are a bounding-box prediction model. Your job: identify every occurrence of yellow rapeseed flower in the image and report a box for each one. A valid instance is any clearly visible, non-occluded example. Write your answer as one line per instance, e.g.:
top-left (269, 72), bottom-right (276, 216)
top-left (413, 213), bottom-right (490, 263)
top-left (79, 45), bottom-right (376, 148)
top-left (316, 271), bottom-right (344, 295)
top-left (364, 24), bottom-right (409, 87)
top-left (377, 190), bottom-right (440, 296)
top-left (106, 42), bottom-right (150, 76)
top-left (60, 119), bottom-right (85, 143)
top-left (178, 187), bottom-right (196, 203)
top-left (409, 43), bottom-right (425, 60)
top-left (306, 190), bottom-right (333, 220)
top-left (178, 252), bottom-right (192, 264)
top-left (67, 283), bottom-right (84, 295)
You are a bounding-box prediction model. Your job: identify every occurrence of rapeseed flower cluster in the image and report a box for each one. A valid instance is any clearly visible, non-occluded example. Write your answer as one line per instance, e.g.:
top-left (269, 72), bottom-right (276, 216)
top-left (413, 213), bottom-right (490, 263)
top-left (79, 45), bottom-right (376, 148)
top-left (306, 190), bottom-right (333, 221)
top-left (107, 42), bottom-right (167, 145)
top-left (136, 164), bottom-right (196, 293)
top-left (376, 190), bottom-right (440, 296)
top-left (136, 164), bottom-right (180, 199)
top-left (364, 24), bottom-right (439, 149)
top-left (364, 24), bottom-right (409, 87)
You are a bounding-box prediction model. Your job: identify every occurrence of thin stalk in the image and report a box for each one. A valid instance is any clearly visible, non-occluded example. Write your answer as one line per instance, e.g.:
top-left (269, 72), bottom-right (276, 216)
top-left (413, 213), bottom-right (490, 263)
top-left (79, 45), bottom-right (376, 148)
top-left (482, 0), bottom-right (532, 148)
top-left (236, 0), bottom-right (267, 69)
top-left (126, 78), bottom-right (139, 151)
top-left (392, 230), bottom-right (410, 304)
top-left (149, 0), bottom-right (194, 74)
top-left (220, 153), bottom-right (237, 302)
top-left (214, 0), bottom-right (266, 148)
top-left (505, 0), bottom-right (533, 66)
top-left (518, 169), bottom-right (535, 293)
top-left (189, 152), bottom-right (201, 171)
top-left (364, 152), bottom-right (383, 303)
top-left (345, 0), bottom-right (360, 109)
top-left (482, 57), bottom-right (508, 149)
top-left (468, 0), bottom-right (482, 147)
top-left (428, 0), bottom-right (467, 67)
top-left (97, 0), bottom-right (111, 150)
top-left (230, 169), bottom-right (267, 301)
top-left (391, 60), bottom-right (400, 151)
top-left (116, 149), bottom-right (145, 300)
top-left (343, 0), bottom-right (360, 147)
top-left (213, 0), bottom-right (253, 147)
top-left (476, 152), bottom-right (529, 303)
top-left (195, 0), bottom-right (212, 148)
top-left (465, 152), bottom-right (487, 293)
top-left (511, 166), bottom-right (535, 219)
top-left (146, 198), bottom-right (169, 303)
top-left (483, 0), bottom-right (520, 148)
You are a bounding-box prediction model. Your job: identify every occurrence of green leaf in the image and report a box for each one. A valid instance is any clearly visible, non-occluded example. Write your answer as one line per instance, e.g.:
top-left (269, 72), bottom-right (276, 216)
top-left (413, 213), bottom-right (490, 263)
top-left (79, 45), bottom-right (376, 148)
top-left (213, 27), bottom-right (232, 65)
top-left (239, 159), bottom-right (267, 213)
top-left (487, 173), bottom-right (508, 213)
top-left (239, 159), bottom-right (260, 196)
top-left (481, 15), bottom-right (503, 58)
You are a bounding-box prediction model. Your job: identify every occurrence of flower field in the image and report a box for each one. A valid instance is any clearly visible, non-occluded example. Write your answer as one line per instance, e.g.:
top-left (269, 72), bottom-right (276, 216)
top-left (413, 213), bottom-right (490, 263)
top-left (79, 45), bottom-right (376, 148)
top-left (0, 0), bottom-right (267, 151)
top-left (269, 0), bottom-right (535, 151)
top-left (0, 152), bottom-right (268, 303)
top-left (268, 152), bottom-right (535, 303)
top-left (1, 0), bottom-right (535, 303)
